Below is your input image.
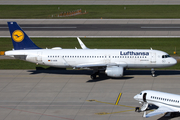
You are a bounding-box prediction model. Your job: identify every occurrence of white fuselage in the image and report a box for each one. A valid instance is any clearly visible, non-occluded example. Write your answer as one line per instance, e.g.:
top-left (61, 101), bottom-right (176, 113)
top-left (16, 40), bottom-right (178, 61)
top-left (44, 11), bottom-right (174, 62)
top-left (5, 49), bottom-right (177, 69)
top-left (134, 90), bottom-right (180, 112)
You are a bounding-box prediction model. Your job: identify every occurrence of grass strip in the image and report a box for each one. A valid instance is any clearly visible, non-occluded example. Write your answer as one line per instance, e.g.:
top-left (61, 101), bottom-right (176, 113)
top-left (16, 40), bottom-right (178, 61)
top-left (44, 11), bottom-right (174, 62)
top-left (1, 5), bottom-right (180, 19)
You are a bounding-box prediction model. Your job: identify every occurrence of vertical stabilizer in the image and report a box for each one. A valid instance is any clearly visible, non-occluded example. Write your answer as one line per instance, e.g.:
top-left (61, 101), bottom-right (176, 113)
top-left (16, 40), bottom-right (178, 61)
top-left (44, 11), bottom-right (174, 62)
top-left (8, 22), bottom-right (41, 50)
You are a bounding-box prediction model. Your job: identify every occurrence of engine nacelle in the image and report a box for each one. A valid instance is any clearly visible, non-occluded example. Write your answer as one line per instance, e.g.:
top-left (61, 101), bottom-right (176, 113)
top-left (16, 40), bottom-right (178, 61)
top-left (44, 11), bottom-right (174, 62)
top-left (105, 66), bottom-right (124, 77)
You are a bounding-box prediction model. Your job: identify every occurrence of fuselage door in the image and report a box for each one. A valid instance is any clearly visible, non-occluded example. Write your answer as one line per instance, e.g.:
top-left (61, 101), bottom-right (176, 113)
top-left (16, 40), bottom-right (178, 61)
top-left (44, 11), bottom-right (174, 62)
top-left (104, 54), bottom-right (111, 64)
top-left (37, 51), bottom-right (42, 62)
top-left (143, 93), bottom-right (147, 102)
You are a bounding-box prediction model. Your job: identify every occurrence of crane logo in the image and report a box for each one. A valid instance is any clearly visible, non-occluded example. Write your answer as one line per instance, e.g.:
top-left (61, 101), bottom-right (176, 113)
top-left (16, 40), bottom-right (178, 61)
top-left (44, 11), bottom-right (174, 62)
top-left (12, 30), bottom-right (24, 42)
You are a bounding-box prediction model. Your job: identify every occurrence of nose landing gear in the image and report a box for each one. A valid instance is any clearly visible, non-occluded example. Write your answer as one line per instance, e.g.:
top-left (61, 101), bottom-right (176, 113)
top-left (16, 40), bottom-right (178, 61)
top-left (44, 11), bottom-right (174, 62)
top-left (151, 68), bottom-right (156, 77)
top-left (135, 107), bottom-right (140, 112)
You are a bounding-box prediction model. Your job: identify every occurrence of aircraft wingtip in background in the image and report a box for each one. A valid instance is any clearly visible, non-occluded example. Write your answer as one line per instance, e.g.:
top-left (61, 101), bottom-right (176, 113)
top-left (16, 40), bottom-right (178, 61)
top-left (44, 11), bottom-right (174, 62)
top-left (77, 37), bottom-right (89, 49)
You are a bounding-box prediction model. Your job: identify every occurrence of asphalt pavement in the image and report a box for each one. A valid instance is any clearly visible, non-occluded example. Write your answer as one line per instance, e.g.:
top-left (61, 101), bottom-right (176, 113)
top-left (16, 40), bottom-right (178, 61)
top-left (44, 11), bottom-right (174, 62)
top-left (1, 19), bottom-right (180, 37)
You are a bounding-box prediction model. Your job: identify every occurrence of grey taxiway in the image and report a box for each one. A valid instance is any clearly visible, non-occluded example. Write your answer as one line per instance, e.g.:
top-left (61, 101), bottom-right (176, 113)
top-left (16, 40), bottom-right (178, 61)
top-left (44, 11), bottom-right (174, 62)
top-left (0, 69), bottom-right (180, 120)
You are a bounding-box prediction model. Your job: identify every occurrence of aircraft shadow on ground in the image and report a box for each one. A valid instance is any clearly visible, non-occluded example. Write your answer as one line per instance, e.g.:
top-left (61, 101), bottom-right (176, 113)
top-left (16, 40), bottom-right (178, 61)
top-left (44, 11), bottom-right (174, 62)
top-left (28, 67), bottom-right (92, 75)
top-left (157, 112), bottom-right (180, 120)
top-left (86, 74), bottom-right (134, 82)
top-left (124, 70), bottom-right (180, 76)
top-left (28, 67), bottom-right (134, 82)
top-left (28, 67), bottom-right (180, 81)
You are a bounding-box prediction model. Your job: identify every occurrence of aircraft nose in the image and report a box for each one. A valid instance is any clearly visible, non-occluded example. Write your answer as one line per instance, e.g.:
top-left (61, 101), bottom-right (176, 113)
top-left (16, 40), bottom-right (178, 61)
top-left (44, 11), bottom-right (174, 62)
top-left (171, 58), bottom-right (177, 65)
top-left (169, 58), bottom-right (177, 65)
top-left (134, 94), bottom-right (139, 100)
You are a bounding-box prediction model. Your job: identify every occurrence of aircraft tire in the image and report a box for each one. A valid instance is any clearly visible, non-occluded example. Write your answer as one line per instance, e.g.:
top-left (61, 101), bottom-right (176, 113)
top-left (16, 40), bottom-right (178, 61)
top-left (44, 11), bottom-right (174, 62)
top-left (152, 74), bottom-right (156, 77)
top-left (170, 112), bottom-right (177, 118)
top-left (135, 107), bottom-right (140, 112)
top-left (91, 74), bottom-right (96, 80)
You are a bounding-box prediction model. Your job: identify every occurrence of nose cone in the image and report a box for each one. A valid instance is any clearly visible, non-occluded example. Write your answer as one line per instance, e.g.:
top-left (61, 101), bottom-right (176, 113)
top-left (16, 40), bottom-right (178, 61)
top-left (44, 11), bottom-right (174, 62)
top-left (134, 94), bottom-right (139, 100)
top-left (172, 58), bottom-right (177, 65)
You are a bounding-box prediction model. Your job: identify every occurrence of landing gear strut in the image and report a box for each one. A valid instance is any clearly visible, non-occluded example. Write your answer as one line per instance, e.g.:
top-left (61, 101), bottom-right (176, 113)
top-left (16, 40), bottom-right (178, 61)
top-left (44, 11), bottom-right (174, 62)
top-left (135, 107), bottom-right (140, 112)
top-left (151, 68), bottom-right (156, 77)
top-left (91, 70), bottom-right (99, 79)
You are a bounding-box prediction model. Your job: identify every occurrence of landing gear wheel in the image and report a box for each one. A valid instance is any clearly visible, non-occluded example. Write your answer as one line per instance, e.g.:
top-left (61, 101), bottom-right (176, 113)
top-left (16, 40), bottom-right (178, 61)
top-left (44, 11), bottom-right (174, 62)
top-left (152, 73), bottom-right (156, 77)
top-left (170, 112), bottom-right (177, 118)
top-left (91, 70), bottom-right (99, 80)
top-left (135, 107), bottom-right (140, 112)
top-left (91, 74), bottom-right (96, 80)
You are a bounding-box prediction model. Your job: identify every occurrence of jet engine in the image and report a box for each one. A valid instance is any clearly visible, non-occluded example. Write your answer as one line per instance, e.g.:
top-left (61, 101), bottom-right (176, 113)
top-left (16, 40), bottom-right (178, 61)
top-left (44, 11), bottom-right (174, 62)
top-left (105, 66), bottom-right (123, 77)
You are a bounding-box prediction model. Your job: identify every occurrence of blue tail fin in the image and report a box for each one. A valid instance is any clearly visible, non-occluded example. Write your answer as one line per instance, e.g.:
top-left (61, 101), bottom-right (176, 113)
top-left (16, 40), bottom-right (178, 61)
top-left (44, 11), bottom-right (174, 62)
top-left (8, 22), bottom-right (41, 50)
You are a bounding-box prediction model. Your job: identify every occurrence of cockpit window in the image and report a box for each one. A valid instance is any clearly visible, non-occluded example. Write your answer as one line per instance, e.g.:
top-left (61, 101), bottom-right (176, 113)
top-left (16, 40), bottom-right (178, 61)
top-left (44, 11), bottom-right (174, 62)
top-left (162, 55), bottom-right (171, 58)
top-left (140, 93), bottom-right (142, 95)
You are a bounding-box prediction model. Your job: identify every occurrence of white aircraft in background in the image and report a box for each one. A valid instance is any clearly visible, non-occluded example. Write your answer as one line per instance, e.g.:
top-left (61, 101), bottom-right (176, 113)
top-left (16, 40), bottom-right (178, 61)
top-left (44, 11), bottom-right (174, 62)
top-left (5, 22), bottom-right (177, 79)
top-left (134, 90), bottom-right (180, 118)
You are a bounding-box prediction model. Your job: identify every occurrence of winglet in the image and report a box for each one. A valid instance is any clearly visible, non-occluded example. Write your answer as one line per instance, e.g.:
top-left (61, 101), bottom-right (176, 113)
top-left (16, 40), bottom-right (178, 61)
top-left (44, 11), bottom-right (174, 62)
top-left (77, 37), bottom-right (89, 49)
top-left (8, 22), bottom-right (41, 50)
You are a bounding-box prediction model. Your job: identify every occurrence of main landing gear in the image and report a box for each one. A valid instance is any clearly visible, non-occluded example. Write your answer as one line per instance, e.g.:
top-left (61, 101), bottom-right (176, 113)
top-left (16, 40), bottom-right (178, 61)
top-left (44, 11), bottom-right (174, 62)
top-left (135, 107), bottom-right (140, 112)
top-left (91, 70), bottom-right (99, 79)
top-left (151, 68), bottom-right (156, 77)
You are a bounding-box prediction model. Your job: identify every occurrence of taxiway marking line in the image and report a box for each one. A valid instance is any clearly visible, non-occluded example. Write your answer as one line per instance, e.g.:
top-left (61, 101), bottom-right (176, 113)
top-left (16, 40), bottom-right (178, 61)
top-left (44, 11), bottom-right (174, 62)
top-left (115, 93), bottom-right (122, 105)
top-left (91, 100), bottom-right (135, 108)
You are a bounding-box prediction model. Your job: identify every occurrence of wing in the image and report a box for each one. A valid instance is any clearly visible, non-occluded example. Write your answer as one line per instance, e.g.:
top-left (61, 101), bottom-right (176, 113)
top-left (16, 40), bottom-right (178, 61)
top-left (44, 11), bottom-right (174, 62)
top-left (145, 106), bottom-right (177, 118)
top-left (76, 62), bottom-right (117, 68)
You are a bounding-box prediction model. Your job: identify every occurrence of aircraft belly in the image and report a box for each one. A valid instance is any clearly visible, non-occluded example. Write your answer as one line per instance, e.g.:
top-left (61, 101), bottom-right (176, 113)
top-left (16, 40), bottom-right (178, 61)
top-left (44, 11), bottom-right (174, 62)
top-left (68, 61), bottom-right (76, 67)
top-left (128, 64), bottom-right (156, 68)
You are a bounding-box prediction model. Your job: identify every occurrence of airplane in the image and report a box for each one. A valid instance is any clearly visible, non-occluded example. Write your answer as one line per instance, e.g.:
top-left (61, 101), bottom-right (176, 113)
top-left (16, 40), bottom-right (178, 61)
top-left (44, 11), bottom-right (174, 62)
top-left (134, 90), bottom-right (180, 118)
top-left (5, 22), bottom-right (177, 79)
